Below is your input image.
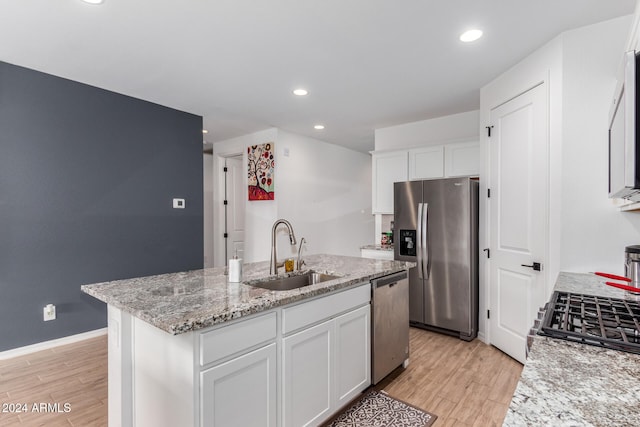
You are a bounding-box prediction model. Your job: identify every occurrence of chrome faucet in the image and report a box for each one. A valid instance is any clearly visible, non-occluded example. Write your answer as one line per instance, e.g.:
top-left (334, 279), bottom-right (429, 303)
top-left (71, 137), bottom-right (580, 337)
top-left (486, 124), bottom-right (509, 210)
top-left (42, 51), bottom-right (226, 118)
top-left (297, 237), bottom-right (307, 271)
top-left (270, 219), bottom-right (297, 275)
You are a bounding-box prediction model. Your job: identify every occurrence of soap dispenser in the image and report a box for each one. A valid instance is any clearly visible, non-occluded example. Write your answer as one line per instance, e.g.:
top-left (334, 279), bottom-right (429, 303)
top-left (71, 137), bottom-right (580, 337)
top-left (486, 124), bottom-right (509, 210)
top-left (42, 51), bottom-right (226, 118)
top-left (228, 251), bottom-right (243, 283)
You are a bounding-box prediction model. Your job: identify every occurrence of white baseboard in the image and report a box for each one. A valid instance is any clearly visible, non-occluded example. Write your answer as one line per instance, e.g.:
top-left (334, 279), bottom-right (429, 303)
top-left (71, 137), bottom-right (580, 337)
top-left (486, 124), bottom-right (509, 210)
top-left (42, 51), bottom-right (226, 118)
top-left (0, 328), bottom-right (107, 360)
top-left (477, 331), bottom-right (487, 344)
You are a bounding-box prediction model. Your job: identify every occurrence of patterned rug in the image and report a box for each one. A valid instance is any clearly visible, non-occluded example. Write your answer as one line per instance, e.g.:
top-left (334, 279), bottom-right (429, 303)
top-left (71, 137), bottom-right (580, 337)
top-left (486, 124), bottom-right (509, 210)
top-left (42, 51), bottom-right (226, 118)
top-left (327, 390), bottom-right (437, 427)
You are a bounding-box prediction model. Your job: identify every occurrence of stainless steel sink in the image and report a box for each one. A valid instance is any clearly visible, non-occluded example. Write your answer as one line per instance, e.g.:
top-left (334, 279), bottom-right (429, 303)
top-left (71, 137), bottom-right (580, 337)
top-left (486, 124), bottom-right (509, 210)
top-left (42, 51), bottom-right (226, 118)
top-left (246, 270), bottom-right (342, 291)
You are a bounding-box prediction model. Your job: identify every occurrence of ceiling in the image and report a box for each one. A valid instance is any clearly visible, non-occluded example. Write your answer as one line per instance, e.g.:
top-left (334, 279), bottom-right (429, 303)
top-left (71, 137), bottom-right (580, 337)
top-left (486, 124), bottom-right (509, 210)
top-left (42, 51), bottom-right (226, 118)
top-left (0, 1), bottom-right (636, 152)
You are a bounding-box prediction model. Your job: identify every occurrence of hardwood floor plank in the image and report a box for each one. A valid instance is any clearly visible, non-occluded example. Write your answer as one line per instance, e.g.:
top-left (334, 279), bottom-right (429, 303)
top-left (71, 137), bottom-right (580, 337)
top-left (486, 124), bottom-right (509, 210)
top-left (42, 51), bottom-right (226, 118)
top-left (487, 359), bottom-right (523, 404)
top-left (66, 399), bottom-right (108, 427)
top-left (449, 381), bottom-right (491, 424)
top-left (382, 328), bottom-right (523, 427)
top-left (0, 336), bottom-right (107, 426)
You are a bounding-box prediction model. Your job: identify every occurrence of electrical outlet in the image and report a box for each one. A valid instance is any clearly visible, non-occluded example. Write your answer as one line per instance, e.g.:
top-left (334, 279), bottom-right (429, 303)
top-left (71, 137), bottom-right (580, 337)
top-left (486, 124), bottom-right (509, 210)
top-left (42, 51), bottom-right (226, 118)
top-left (43, 304), bottom-right (56, 321)
top-left (173, 198), bottom-right (185, 209)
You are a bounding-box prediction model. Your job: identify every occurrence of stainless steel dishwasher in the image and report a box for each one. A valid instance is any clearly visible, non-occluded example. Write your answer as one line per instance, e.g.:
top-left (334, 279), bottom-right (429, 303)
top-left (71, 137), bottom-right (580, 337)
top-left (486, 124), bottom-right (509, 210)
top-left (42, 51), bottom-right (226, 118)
top-left (371, 270), bottom-right (410, 384)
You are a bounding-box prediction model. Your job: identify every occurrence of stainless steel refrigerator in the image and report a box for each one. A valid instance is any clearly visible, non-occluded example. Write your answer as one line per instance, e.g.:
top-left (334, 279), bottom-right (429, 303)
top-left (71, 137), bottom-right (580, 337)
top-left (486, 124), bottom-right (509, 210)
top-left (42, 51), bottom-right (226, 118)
top-left (393, 177), bottom-right (479, 341)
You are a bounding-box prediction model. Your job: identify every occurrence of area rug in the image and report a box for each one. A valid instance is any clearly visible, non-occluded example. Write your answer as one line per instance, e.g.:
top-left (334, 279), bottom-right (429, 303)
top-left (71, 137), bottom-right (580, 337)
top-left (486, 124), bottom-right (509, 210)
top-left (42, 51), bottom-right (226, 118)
top-left (327, 390), bottom-right (437, 427)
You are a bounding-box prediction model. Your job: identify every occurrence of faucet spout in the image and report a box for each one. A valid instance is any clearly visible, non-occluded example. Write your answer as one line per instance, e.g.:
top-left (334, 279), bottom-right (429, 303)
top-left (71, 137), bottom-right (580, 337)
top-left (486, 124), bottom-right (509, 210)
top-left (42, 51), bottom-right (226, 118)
top-left (270, 219), bottom-right (297, 275)
top-left (297, 237), bottom-right (307, 271)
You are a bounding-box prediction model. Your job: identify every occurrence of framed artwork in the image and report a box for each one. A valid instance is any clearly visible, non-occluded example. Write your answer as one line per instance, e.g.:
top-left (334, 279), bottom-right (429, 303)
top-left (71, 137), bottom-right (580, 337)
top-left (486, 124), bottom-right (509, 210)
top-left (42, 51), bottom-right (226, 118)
top-left (248, 142), bottom-right (275, 200)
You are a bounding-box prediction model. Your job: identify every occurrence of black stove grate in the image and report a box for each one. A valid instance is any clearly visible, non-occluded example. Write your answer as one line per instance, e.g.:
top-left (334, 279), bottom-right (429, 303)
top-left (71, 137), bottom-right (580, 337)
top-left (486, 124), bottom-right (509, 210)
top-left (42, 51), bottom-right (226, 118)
top-left (538, 291), bottom-right (640, 354)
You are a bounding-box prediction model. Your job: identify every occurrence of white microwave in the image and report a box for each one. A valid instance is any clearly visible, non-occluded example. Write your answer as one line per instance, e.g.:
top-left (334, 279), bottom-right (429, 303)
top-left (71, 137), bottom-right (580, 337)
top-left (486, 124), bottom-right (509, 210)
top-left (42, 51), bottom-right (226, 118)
top-left (609, 50), bottom-right (640, 201)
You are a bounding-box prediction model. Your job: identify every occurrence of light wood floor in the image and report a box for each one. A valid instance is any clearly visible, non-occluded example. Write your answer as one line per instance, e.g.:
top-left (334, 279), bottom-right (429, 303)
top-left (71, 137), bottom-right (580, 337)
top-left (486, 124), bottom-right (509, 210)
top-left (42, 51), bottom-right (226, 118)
top-left (0, 335), bottom-right (107, 426)
top-left (0, 328), bottom-right (521, 426)
top-left (376, 328), bottom-right (523, 427)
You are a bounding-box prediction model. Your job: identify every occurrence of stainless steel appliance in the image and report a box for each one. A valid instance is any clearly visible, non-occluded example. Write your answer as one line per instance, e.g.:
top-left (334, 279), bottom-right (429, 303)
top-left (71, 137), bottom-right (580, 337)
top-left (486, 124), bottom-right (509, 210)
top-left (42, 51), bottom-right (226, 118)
top-left (609, 50), bottom-right (640, 201)
top-left (371, 271), bottom-right (409, 384)
top-left (394, 177), bottom-right (479, 341)
top-left (625, 245), bottom-right (640, 286)
top-left (537, 291), bottom-right (640, 354)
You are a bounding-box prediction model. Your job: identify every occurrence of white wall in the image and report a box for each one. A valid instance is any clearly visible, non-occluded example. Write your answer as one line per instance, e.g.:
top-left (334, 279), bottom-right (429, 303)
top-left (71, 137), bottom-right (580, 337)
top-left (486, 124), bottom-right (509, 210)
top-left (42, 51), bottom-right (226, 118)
top-left (212, 128), bottom-right (373, 266)
top-left (276, 130), bottom-right (373, 260)
top-left (374, 110), bottom-right (479, 151)
top-left (560, 15), bottom-right (638, 275)
top-left (213, 128), bottom-right (278, 265)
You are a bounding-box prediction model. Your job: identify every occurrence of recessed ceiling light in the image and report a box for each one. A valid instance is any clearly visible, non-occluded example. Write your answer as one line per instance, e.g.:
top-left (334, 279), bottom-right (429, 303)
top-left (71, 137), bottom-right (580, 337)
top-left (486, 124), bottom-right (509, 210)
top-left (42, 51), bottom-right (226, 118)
top-left (293, 89), bottom-right (308, 96)
top-left (460, 29), bottom-right (483, 42)
top-left (314, 125), bottom-right (325, 130)
top-left (81, 0), bottom-right (104, 4)
top-left (202, 129), bottom-right (209, 134)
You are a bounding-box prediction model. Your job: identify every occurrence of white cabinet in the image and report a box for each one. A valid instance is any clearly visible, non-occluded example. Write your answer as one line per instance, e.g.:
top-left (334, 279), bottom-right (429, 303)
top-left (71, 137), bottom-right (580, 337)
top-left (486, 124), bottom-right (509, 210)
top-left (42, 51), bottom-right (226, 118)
top-left (108, 283), bottom-right (371, 427)
top-left (201, 343), bottom-right (277, 427)
top-left (444, 141), bottom-right (480, 177)
top-left (372, 151), bottom-right (408, 214)
top-left (334, 305), bottom-right (370, 407)
top-left (283, 320), bottom-right (333, 427)
top-left (408, 146), bottom-right (444, 180)
top-left (281, 285), bottom-right (371, 427)
top-left (371, 141), bottom-right (479, 214)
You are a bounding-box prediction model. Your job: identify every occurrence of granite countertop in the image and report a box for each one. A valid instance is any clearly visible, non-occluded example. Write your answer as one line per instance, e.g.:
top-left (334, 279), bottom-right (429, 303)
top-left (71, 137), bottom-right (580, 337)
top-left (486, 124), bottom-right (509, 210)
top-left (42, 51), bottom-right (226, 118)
top-left (82, 254), bottom-right (413, 335)
top-left (503, 272), bottom-right (640, 426)
top-left (360, 244), bottom-right (394, 251)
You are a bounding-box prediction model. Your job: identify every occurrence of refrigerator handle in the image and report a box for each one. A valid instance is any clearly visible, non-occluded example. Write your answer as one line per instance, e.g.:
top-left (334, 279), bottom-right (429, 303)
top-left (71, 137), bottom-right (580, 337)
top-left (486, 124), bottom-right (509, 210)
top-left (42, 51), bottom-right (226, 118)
top-left (424, 203), bottom-right (430, 279)
top-left (417, 203), bottom-right (424, 279)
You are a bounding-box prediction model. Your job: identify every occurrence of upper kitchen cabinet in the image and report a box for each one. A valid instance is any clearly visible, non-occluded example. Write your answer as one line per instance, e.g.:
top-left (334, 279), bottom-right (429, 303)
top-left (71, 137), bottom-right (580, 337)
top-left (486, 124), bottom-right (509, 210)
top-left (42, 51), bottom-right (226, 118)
top-left (371, 141), bottom-right (480, 214)
top-left (408, 146), bottom-right (444, 180)
top-left (372, 151), bottom-right (409, 214)
top-left (444, 141), bottom-right (480, 177)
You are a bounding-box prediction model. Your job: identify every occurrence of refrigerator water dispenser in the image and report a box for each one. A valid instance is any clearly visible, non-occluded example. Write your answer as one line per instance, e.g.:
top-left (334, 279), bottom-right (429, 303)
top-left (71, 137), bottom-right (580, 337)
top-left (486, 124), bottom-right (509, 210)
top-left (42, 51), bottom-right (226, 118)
top-left (399, 230), bottom-right (416, 256)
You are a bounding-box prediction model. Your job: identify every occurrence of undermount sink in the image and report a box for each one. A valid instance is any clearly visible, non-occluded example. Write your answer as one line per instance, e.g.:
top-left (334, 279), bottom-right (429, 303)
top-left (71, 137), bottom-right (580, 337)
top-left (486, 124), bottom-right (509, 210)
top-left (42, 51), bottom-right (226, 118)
top-left (246, 270), bottom-right (342, 291)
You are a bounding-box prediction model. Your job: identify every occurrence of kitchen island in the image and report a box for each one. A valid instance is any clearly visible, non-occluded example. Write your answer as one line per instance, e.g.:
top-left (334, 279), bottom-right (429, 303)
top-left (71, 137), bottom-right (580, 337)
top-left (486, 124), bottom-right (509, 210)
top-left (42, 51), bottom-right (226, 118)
top-left (82, 254), bottom-right (413, 427)
top-left (503, 272), bottom-right (640, 426)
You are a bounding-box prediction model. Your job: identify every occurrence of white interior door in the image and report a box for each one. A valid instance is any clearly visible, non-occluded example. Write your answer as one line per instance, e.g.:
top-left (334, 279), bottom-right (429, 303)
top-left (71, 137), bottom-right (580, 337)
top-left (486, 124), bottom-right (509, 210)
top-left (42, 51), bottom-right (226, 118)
top-left (225, 156), bottom-right (245, 262)
top-left (489, 83), bottom-right (547, 364)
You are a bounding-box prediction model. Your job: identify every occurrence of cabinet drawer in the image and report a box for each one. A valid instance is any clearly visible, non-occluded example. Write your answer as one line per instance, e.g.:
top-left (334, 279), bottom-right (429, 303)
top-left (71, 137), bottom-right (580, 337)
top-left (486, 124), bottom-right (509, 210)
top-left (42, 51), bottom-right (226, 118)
top-left (282, 284), bottom-right (370, 335)
top-left (200, 311), bottom-right (277, 366)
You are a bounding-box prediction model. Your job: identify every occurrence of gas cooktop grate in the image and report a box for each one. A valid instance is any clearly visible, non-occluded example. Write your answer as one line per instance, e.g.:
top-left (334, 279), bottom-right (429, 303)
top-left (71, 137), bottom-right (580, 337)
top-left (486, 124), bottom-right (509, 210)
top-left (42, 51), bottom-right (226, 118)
top-left (538, 291), bottom-right (640, 354)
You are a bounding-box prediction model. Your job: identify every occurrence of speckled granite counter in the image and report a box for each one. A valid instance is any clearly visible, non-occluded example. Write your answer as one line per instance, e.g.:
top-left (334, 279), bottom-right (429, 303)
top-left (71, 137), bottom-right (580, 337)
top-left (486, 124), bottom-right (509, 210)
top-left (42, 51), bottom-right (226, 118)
top-left (360, 244), bottom-right (393, 251)
top-left (82, 254), bottom-right (413, 335)
top-left (503, 272), bottom-right (640, 426)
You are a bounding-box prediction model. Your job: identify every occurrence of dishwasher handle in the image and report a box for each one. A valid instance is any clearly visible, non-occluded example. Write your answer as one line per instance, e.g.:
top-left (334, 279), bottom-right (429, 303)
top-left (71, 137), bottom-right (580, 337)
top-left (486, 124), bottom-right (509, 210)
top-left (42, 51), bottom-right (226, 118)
top-left (371, 271), bottom-right (408, 288)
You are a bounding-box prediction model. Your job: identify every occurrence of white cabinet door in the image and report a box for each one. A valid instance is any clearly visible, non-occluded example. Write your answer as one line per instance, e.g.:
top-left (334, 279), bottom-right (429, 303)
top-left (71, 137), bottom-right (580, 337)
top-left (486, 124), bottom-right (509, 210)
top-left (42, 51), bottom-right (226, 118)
top-left (334, 305), bottom-right (370, 407)
top-left (201, 343), bottom-right (277, 427)
top-left (444, 141), bottom-right (480, 177)
top-left (282, 320), bottom-right (333, 427)
top-left (372, 151), bottom-right (408, 214)
top-left (408, 146), bottom-right (444, 180)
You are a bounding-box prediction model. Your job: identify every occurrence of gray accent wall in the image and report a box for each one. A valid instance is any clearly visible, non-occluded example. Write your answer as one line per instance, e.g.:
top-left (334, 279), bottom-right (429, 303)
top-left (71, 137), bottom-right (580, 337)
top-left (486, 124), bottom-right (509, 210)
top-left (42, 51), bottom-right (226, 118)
top-left (0, 61), bottom-right (204, 352)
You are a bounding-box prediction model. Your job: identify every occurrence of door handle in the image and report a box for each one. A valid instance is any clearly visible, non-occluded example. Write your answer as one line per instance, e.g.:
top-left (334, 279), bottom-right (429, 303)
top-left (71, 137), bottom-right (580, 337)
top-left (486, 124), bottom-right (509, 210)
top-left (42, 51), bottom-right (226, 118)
top-left (423, 203), bottom-right (430, 279)
top-left (521, 262), bottom-right (542, 271)
top-left (417, 203), bottom-right (424, 279)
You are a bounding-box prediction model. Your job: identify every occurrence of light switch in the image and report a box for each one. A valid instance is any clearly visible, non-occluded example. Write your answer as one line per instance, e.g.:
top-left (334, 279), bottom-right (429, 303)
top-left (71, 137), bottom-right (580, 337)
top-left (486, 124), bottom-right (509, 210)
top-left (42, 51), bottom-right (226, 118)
top-left (173, 198), bottom-right (185, 209)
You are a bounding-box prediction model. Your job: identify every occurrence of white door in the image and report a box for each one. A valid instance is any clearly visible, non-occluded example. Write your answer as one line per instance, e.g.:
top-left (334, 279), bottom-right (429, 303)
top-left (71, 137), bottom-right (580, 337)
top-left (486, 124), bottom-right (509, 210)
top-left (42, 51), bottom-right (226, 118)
top-left (225, 156), bottom-right (245, 261)
top-left (201, 343), bottom-right (277, 427)
top-left (489, 83), bottom-right (547, 364)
